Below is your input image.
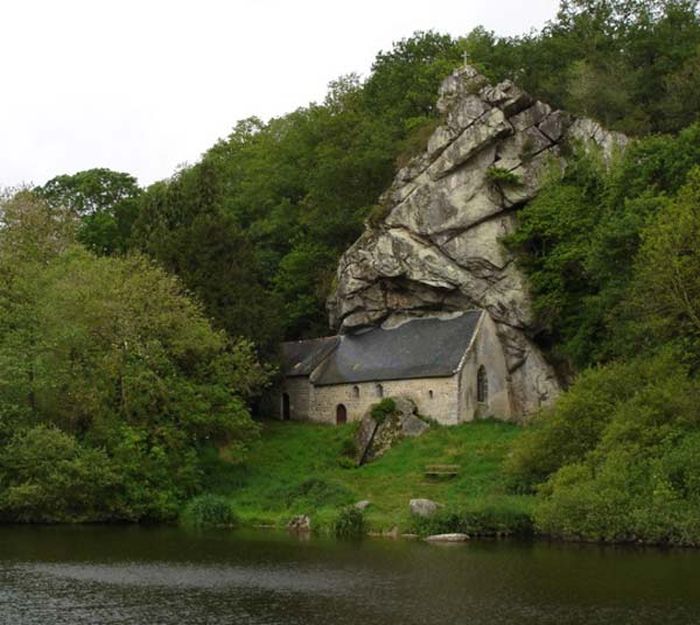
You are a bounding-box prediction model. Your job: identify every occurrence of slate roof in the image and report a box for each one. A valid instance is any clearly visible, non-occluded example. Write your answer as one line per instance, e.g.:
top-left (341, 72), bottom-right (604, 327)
top-left (309, 311), bottom-right (483, 386)
top-left (281, 336), bottom-right (340, 377)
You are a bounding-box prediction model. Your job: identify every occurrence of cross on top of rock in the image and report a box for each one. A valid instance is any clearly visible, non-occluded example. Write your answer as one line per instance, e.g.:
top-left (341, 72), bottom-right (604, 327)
top-left (463, 51), bottom-right (469, 66)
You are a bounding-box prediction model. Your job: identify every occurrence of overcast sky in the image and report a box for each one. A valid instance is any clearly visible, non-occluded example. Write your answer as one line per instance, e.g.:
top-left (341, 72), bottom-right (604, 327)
top-left (1, 0), bottom-right (560, 189)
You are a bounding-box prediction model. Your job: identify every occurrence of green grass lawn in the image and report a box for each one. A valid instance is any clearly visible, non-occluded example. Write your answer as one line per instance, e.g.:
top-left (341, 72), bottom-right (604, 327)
top-left (201, 419), bottom-right (535, 534)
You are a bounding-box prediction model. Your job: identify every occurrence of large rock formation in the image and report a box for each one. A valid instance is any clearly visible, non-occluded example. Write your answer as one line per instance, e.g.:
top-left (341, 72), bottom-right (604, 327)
top-left (328, 66), bottom-right (627, 417)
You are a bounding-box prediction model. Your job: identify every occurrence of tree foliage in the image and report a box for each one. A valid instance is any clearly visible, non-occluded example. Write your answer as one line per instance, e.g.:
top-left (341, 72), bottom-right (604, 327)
top-left (131, 161), bottom-right (283, 353)
top-left (628, 167), bottom-right (700, 363)
top-left (130, 31), bottom-right (466, 341)
top-left (466, 0), bottom-right (700, 135)
top-left (507, 353), bottom-right (700, 545)
top-left (0, 192), bottom-right (269, 522)
top-left (27, 3), bottom-right (700, 349)
top-left (126, 3), bottom-right (700, 345)
top-left (505, 142), bottom-right (700, 546)
top-left (505, 123), bottom-right (700, 370)
top-left (35, 168), bottom-right (142, 255)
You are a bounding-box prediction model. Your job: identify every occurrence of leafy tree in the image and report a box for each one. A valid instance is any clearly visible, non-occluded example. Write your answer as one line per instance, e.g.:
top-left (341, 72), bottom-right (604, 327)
top-left (37, 168), bottom-right (140, 215)
top-left (132, 32), bottom-right (465, 342)
top-left (364, 31), bottom-right (462, 126)
top-left (0, 192), bottom-right (270, 522)
top-left (273, 243), bottom-right (338, 338)
top-left (506, 124), bottom-right (700, 369)
top-left (507, 351), bottom-right (700, 545)
top-left (132, 162), bottom-right (283, 352)
top-left (35, 168), bottom-right (142, 255)
top-left (627, 167), bottom-right (700, 365)
top-left (0, 188), bottom-right (76, 263)
top-left (460, 0), bottom-right (700, 135)
top-left (0, 425), bottom-right (113, 522)
top-left (662, 43), bottom-right (700, 132)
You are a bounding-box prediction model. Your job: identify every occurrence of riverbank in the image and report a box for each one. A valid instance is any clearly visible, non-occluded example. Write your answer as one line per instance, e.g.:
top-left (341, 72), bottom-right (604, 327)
top-left (201, 419), bottom-right (535, 536)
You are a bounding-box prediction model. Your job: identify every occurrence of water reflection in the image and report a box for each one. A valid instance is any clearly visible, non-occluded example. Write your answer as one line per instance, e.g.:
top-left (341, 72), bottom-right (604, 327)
top-left (0, 526), bottom-right (698, 625)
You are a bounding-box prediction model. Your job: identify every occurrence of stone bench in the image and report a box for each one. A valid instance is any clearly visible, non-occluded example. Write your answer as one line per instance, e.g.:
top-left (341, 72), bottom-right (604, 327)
top-left (424, 463), bottom-right (459, 478)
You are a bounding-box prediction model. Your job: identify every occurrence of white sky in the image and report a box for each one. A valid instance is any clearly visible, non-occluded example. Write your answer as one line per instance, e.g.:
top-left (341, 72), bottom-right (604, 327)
top-left (1, 0), bottom-right (560, 189)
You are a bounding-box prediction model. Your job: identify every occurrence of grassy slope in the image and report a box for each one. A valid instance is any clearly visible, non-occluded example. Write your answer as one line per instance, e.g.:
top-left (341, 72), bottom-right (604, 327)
top-left (203, 419), bottom-right (534, 533)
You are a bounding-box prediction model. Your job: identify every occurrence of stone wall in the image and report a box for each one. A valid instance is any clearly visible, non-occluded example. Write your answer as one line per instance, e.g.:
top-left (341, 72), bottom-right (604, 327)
top-left (279, 376), bottom-right (312, 421)
top-left (277, 376), bottom-right (461, 425)
top-left (458, 312), bottom-right (512, 421)
top-left (309, 376), bottom-right (460, 425)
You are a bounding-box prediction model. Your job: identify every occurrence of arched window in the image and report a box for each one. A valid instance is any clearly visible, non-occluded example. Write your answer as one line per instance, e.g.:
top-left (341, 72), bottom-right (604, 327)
top-left (477, 366), bottom-right (488, 403)
top-left (353, 385), bottom-right (360, 398)
top-left (375, 383), bottom-right (384, 398)
top-left (428, 390), bottom-right (434, 399)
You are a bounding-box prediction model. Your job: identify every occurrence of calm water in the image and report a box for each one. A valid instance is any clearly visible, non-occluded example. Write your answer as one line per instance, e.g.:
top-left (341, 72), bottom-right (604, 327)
top-left (0, 526), bottom-right (698, 625)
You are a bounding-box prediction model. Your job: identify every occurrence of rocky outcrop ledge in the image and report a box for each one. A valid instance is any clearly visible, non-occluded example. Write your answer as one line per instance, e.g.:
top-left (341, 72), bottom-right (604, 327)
top-left (328, 65), bottom-right (627, 417)
top-left (355, 397), bottom-right (429, 465)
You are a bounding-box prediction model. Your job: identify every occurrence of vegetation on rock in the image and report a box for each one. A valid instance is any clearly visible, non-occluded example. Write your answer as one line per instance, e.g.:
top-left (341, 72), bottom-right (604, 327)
top-left (370, 398), bottom-right (397, 425)
top-left (485, 166), bottom-right (523, 187)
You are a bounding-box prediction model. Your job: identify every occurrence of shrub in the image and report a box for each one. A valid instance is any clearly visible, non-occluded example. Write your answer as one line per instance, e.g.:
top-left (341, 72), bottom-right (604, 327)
top-left (0, 425), bottom-right (113, 523)
top-left (180, 494), bottom-right (238, 528)
top-left (334, 506), bottom-right (366, 538)
top-left (411, 504), bottom-right (534, 538)
top-left (534, 438), bottom-right (700, 545)
top-left (504, 354), bottom-right (685, 493)
top-left (486, 166), bottom-right (522, 187)
top-left (370, 398), bottom-right (397, 425)
top-left (508, 350), bottom-right (700, 545)
top-left (366, 202), bottom-right (392, 228)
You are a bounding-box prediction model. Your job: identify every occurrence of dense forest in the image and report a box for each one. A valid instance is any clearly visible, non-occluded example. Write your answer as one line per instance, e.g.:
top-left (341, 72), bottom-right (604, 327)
top-left (1, 0), bottom-right (699, 541)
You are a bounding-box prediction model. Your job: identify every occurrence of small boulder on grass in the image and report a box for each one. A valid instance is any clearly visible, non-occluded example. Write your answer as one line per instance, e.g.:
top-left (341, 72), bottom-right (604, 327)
top-left (354, 500), bottom-right (371, 511)
top-left (409, 498), bottom-right (442, 518)
top-left (401, 413), bottom-right (430, 437)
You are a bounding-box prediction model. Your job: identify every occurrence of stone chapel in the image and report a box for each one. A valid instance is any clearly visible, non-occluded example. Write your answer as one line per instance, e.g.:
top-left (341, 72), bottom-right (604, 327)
top-left (276, 310), bottom-right (513, 425)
